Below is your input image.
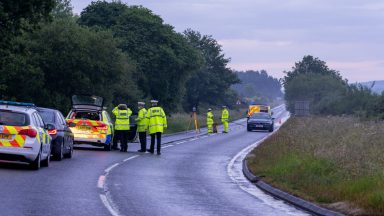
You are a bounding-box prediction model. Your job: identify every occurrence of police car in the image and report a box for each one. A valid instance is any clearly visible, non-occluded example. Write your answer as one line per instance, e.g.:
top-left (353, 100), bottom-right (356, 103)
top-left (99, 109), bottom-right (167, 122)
top-left (0, 101), bottom-right (53, 170)
top-left (66, 95), bottom-right (115, 151)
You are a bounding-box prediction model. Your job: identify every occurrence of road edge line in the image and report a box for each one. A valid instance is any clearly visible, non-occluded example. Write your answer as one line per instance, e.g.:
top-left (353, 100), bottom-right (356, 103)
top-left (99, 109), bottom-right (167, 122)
top-left (241, 114), bottom-right (345, 216)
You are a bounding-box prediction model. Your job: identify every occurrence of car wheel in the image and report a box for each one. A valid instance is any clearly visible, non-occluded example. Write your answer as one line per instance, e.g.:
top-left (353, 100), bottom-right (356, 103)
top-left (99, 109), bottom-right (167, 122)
top-left (104, 141), bottom-right (112, 151)
top-left (30, 149), bottom-right (41, 170)
top-left (269, 126), bottom-right (274, 132)
top-left (55, 141), bottom-right (64, 161)
top-left (42, 148), bottom-right (50, 167)
top-left (247, 126), bottom-right (251, 132)
top-left (64, 139), bottom-right (73, 159)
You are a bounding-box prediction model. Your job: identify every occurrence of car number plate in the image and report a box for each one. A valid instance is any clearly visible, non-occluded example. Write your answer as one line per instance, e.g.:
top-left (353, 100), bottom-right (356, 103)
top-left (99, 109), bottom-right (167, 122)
top-left (0, 133), bottom-right (12, 140)
top-left (255, 124), bottom-right (263, 128)
top-left (78, 125), bottom-right (91, 130)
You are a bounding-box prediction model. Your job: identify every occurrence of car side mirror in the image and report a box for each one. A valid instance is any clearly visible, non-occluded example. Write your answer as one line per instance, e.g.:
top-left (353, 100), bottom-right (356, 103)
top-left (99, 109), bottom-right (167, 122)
top-left (45, 123), bottom-right (55, 131)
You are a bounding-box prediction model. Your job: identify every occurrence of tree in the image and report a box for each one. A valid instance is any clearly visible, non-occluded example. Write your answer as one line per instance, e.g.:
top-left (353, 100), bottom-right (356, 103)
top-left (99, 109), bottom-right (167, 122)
top-left (183, 29), bottom-right (240, 110)
top-left (283, 56), bottom-right (349, 114)
top-left (0, 0), bottom-right (55, 42)
top-left (1, 18), bottom-right (141, 113)
top-left (0, 0), bottom-right (56, 95)
top-left (51, 0), bottom-right (73, 19)
top-left (78, 1), bottom-right (202, 112)
top-left (232, 70), bottom-right (283, 102)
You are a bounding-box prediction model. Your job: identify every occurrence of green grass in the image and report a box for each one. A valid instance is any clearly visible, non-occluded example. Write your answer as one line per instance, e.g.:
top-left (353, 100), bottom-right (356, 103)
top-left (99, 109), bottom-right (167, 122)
top-left (165, 108), bottom-right (247, 134)
top-left (247, 116), bottom-right (384, 215)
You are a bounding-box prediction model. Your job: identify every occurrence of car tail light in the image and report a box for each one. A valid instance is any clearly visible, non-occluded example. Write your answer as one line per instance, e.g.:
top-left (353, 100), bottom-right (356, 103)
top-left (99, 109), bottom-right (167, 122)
top-left (48, 129), bottom-right (57, 135)
top-left (19, 129), bottom-right (37, 137)
top-left (96, 126), bottom-right (108, 130)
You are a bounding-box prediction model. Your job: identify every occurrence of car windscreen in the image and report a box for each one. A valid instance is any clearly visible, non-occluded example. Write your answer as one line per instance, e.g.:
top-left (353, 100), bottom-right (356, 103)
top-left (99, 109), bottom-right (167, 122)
top-left (38, 110), bottom-right (56, 124)
top-left (251, 113), bottom-right (270, 119)
top-left (0, 110), bottom-right (29, 126)
top-left (74, 112), bottom-right (101, 121)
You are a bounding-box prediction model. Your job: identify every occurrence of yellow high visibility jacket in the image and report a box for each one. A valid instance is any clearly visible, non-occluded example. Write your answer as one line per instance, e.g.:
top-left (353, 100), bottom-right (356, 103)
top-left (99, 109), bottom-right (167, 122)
top-left (221, 108), bottom-right (229, 122)
top-left (135, 108), bottom-right (148, 133)
top-left (207, 111), bottom-right (214, 125)
top-left (146, 106), bottom-right (167, 134)
top-left (112, 107), bottom-right (132, 130)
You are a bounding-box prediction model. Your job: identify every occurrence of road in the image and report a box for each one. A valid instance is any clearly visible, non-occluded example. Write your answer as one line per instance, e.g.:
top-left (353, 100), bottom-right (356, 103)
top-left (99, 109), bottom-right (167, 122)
top-left (0, 105), bottom-right (309, 216)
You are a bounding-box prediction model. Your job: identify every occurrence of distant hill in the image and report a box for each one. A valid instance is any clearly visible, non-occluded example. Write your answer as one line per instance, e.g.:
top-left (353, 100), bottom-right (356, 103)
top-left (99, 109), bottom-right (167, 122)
top-left (232, 70), bottom-right (283, 103)
top-left (361, 80), bottom-right (384, 94)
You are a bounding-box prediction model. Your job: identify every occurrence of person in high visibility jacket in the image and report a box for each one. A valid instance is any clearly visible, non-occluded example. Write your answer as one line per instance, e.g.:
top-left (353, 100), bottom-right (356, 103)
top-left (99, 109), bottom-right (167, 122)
top-left (112, 104), bottom-right (132, 152)
top-left (135, 101), bottom-right (148, 152)
top-left (207, 108), bottom-right (214, 134)
top-left (146, 100), bottom-right (167, 155)
top-left (221, 105), bottom-right (229, 133)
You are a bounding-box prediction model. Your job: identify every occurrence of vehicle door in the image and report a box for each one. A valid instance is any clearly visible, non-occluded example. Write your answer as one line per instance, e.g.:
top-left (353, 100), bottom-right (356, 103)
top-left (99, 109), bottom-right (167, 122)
top-left (71, 95), bottom-right (104, 111)
top-left (57, 111), bottom-right (72, 150)
top-left (33, 112), bottom-right (50, 157)
top-left (102, 111), bottom-right (114, 137)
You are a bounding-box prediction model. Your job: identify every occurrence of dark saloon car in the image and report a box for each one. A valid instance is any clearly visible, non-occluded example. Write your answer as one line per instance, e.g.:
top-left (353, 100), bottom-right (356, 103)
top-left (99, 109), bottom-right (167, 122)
top-left (37, 107), bottom-right (74, 160)
top-left (247, 112), bottom-right (274, 132)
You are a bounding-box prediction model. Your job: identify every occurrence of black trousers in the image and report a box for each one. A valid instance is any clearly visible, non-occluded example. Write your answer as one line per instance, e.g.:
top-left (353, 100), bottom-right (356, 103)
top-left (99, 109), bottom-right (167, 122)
top-left (113, 130), bottom-right (129, 151)
top-left (139, 132), bottom-right (147, 151)
top-left (150, 132), bottom-right (162, 153)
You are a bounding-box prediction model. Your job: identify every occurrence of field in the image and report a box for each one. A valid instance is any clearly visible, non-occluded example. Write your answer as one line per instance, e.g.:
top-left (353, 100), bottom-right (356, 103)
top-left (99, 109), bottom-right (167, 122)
top-left (247, 117), bottom-right (384, 215)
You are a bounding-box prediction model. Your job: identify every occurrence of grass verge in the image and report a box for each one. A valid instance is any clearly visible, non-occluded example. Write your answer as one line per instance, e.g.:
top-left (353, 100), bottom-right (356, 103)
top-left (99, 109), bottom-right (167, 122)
top-left (165, 108), bottom-right (247, 134)
top-left (247, 116), bottom-right (384, 215)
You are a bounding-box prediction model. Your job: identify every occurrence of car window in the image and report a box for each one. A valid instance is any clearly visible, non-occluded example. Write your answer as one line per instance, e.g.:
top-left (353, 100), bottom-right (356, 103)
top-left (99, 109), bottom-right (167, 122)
top-left (103, 111), bottom-right (112, 123)
top-left (0, 110), bottom-right (28, 126)
top-left (34, 112), bottom-right (45, 128)
top-left (251, 113), bottom-right (270, 119)
top-left (57, 112), bottom-right (66, 125)
top-left (39, 110), bottom-right (55, 124)
top-left (74, 111), bottom-right (101, 121)
top-left (31, 114), bottom-right (39, 127)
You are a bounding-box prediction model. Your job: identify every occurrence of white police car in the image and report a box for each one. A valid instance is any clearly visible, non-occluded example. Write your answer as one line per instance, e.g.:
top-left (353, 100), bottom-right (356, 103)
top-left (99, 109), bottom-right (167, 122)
top-left (0, 101), bottom-right (53, 170)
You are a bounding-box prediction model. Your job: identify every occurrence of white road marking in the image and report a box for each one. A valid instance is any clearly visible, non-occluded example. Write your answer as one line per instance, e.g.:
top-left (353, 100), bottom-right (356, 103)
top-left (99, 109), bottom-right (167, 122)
top-left (123, 155), bottom-right (139, 162)
top-left (105, 163), bottom-right (119, 173)
top-left (100, 194), bottom-right (120, 216)
top-left (161, 144), bottom-right (174, 149)
top-left (175, 141), bottom-right (186, 145)
top-left (97, 175), bottom-right (105, 189)
top-left (226, 114), bottom-right (308, 216)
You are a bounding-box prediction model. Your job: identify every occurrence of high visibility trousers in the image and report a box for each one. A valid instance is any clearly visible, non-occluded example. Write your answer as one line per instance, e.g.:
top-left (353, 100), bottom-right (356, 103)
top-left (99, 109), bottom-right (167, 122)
top-left (207, 124), bottom-right (213, 134)
top-left (223, 121), bottom-right (229, 133)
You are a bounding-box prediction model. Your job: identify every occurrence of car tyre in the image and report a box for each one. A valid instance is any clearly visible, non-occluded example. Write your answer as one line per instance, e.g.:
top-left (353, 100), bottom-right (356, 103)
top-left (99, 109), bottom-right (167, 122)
top-left (30, 150), bottom-right (41, 170)
top-left (64, 139), bottom-right (74, 159)
top-left (42, 149), bottom-right (50, 167)
top-left (55, 140), bottom-right (64, 161)
top-left (269, 126), bottom-right (274, 132)
top-left (247, 126), bottom-right (251, 132)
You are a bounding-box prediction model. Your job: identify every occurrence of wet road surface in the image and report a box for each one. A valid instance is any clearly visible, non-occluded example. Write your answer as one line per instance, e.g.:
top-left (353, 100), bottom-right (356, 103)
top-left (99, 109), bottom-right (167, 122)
top-left (0, 105), bottom-right (308, 216)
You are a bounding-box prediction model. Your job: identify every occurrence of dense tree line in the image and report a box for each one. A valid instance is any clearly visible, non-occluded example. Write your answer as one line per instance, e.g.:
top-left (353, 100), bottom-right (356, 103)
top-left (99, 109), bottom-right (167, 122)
top-left (0, 0), bottom-right (240, 114)
top-left (283, 55), bottom-right (384, 119)
top-left (232, 70), bottom-right (283, 104)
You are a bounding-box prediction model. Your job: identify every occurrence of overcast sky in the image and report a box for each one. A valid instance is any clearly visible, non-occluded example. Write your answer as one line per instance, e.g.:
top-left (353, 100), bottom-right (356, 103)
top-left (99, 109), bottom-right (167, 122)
top-left (72, 0), bottom-right (384, 82)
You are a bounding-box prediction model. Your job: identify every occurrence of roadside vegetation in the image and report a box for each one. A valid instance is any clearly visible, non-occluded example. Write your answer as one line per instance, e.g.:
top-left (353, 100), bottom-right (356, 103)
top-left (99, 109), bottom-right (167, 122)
top-left (247, 56), bottom-right (384, 215)
top-left (248, 117), bottom-right (384, 215)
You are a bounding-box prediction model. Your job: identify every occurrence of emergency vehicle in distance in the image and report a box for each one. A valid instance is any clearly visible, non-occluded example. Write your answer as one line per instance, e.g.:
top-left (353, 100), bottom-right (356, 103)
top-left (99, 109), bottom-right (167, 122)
top-left (0, 101), bottom-right (53, 170)
top-left (66, 95), bottom-right (114, 151)
top-left (247, 104), bottom-right (272, 118)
